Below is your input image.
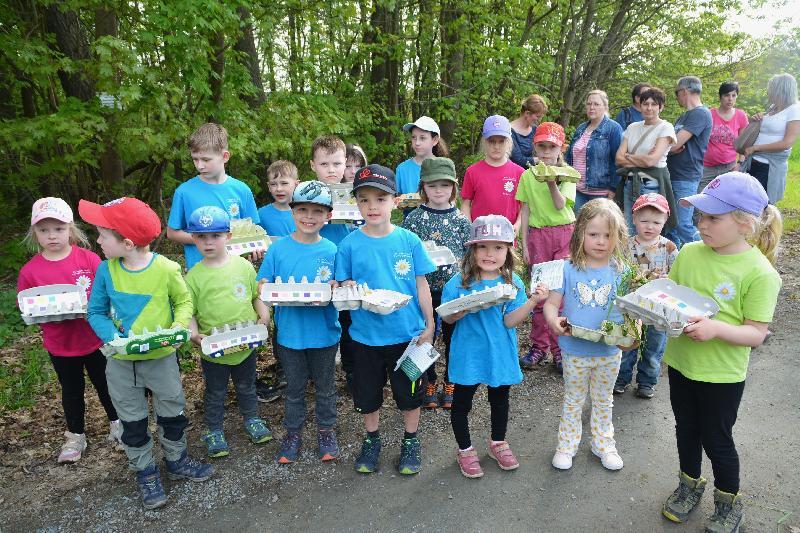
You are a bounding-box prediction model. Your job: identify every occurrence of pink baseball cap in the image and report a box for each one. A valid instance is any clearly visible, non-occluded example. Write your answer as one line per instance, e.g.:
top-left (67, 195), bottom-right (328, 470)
top-left (31, 197), bottom-right (73, 225)
top-left (632, 193), bottom-right (670, 215)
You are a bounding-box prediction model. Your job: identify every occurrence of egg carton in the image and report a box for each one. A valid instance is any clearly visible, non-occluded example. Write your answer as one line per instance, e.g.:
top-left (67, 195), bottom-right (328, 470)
top-left (101, 326), bottom-right (190, 357)
top-left (435, 283), bottom-right (518, 318)
top-left (331, 284), bottom-right (366, 310)
top-left (330, 204), bottom-right (363, 223)
top-left (18, 284), bottom-right (88, 325)
top-left (227, 218), bottom-right (271, 256)
top-left (529, 161), bottom-right (582, 183)
top-left (331, 283), bottom-right (412, 314)
top-left (259, 276), bottom-right (332, 306)
top-left (398, 193), bottom-right (422, 209)
top-left (201, 322), bottom-right (269, 359)
top-left (614, 278), bottom-right (719, 337)
top-left (568, 320), bottom-right (637, 348)
top-left (394, 337), bottom-right (440, 381)
top-left (422, 241), bottom-right (457, 267)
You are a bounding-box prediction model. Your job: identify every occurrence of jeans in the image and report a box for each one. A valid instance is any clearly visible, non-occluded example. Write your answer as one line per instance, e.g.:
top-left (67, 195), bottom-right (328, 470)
top-left (574, 191), bottom-right (607, 214)
top-left (450, 384), bottom-right (510, 449)
top-left (50, 350), bottom-right (118, 434)
top-left (276, 343), bottom-right (338, 431)
top-left (201, 351), bottom-right (259, 431)
top-left (623, 180), bottom-right (660, 235)
top-left (665, 180), bottom-right (700, 248)
top-left (617, 326), bottom-right (666, 388)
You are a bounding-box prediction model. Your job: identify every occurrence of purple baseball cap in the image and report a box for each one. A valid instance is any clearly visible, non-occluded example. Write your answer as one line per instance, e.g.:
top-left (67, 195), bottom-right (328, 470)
top-left (482, 115), bottom-right (512, 139)
top-left (680, 172), bottom-right (768, 217)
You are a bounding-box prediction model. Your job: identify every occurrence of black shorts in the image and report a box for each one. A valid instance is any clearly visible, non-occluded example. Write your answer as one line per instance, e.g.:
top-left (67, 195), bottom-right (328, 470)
top-left (350, 340), bottom-right (425, 413)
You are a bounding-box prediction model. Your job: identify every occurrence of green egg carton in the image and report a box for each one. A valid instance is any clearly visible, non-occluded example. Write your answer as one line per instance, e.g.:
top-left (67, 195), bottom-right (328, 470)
top-left (102, 326), bottom-right (190, 357)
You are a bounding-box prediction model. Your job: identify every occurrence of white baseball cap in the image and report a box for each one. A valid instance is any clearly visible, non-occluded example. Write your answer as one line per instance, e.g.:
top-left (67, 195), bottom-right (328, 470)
top-left (31, 197), bottom-right (73, 225)
top-left (402, 116), bottom-right (441, 135)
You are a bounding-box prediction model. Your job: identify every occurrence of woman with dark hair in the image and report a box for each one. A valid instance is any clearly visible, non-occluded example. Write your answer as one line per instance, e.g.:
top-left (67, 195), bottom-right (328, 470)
top-left (700, 82), bottom-right (748, 191)
top-left (615, 83), bottom-right (651, 131)
top-left (510, 94), bottom-right (548, 168)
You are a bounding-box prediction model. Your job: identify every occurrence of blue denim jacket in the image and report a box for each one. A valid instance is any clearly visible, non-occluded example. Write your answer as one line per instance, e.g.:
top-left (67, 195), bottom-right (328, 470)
top-left (565, 116), bottom-right (623, 190)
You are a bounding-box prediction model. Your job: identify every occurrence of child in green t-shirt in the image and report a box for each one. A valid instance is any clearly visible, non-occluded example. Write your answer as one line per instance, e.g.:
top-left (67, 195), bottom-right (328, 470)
top-left (184, 206), bottom-right (272, 459)
top-left (659, 173), bottom-right (782, 532)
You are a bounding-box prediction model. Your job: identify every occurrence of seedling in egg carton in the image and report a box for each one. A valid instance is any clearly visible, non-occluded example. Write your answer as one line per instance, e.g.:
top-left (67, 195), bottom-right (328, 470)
top-left (101, 326), bottom-right (190, 357)
top-left (329, 184), bottom-right (364, 223)
top-left (397, 193), bottom-right (422, 209)
top-left (422, 241), bottom-right (457, 267)
top-left (260, 276), bottom-right (332, 306)
top-left (201, 322), bottom-right (269, 359)
top-left (18, 284), bottom-right (88, 325)
top-left (435, 283), bottom-right (517, 318)
top-left (227, 217), bottom-right (271, 256)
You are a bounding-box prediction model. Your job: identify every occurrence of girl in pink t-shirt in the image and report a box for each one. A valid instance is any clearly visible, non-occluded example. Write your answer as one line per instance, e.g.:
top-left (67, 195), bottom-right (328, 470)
top-left (461, 115), bottom-right (525, 231)
top-left (17, 197), bottom-right (121, 464)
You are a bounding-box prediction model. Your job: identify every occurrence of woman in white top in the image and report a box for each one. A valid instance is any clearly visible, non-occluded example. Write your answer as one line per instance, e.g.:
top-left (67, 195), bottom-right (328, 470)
top-left (615, 87), bottom-right (677, 231)
top-left (742, 73), bottom-right (800, 203)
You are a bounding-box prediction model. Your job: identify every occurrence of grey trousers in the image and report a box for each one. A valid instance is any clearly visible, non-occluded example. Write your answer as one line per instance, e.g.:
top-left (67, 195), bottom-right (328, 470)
top-left (276, 343), bottom-right (338, 432)
top-left (200, 351), bottom-right (259, 431)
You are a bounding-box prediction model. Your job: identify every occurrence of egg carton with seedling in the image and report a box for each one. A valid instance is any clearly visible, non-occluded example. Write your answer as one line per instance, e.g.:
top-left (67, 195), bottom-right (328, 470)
top-left (260, 276), bottom-right (332, 306)
top-left (567, 319), bottom-right (638, 348)
top-left (227, 218), bottom-right (271, 256)
top-left (329, 184), bottom-right (364, 223)
top-left (201, 321), bottom-right (269, 359)
top-left (101, 326), bottom-right (190, 357)
top-left (435, 283), bottom-right (518, 318)
top-left (614, 278), bottom-right (719, 337)
top-left (331, 283), bottom-right (412, 314)
top-left (398, 193), bottom-right (422, 209)
top-left (422, 241), bottom-right (457, 267)
top-left (18, 284), bottom-right (88, 325)
top-left (530, 161), bottom-right (582, 183)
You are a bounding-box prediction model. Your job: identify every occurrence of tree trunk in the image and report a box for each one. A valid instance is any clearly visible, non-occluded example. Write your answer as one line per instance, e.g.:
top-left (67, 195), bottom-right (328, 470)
top-left (368, 0), bottom-right (400, 147)
top-left (234, 6), bottom-right (266, 107)
top-left (439, 0), bottom-right (464, 146)
top-left (209, 30), bottom-right (225, 120)
top-left (95, 5), bottom-right (124, 193)
top-left (45, 5), bottom-right (94, 101)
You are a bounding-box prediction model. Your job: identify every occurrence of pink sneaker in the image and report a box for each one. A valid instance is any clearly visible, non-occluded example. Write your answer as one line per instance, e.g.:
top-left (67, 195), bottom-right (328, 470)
top-left (456, 448), bottom-right (484, 478)
top-left (487, 440), bottom-right (519, 470)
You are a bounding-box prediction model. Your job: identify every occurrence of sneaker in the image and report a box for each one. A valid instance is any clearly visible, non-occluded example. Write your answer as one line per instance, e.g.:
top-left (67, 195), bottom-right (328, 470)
top-left (202, 429), bottom-right (230, 458)
top-left (593, 449), bottom-right (623, 470)
top-left (107, 420), bottom-right (123, 444)
top-left (397, 437), bottom-right (422, 475)
top-left (256, 380), bottom-right (282, 403)
top-left (519, 348), bottom-right (546, 369)
top-left (423, 381), bottom-right (439, 409)
top-left (244, 418), bottom-right (273, 444)
top-left (354, 435), bottom-right (381, 473)
top-left (662, 471), bottom-right (708, 523)
top-left (136, 464), bottom-right (167, 510)
top-left (613, 380), bottom-right (628, 395)
top-left (487, 440), bottom-right (519, 471)
top-left (636, 385), bottom-right (655, 399)
top-left (705, 489), bottom-right (744, 533)
top-left (164, 451), bottom-right (214, 482)
top-left (58, 431), bottom-right (87, 463)
top-left (317, 429), bottom-right (340, 461)
top-left (456, 448), bottom-right (484, 478)
top-left (441, 382), bottom-right (455, 410)
top-left (552, 451), bottom-right (573, 470)
top-left (276, 432), bottom-right (302, 464)
top-left (553, 352), bottom-right (563, 374)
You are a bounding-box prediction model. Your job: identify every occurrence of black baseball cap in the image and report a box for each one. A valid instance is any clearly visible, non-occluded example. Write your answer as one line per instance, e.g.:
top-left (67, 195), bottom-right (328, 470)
top-left (351, 164), bottom-right (397, 195)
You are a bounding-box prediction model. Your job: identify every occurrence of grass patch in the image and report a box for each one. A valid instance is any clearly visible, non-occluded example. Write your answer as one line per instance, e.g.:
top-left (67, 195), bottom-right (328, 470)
top-left (776, 142), bottom-right (800, 233)
top-left (0, 346), bottom-right (52, 412)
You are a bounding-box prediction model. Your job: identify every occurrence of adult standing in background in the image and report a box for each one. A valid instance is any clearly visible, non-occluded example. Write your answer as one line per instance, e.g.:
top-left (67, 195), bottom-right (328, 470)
top-left (566, 90), bottom-right (624, 212)
top-left (510, 94), bottom-right (548, 168)
top-left (701, 81), bottom-right (749, 192)
top-left (741, 73), bottom-right (800, 204)
top-left (666, 76), bottom-right (712, 247)
top-left (615, 83), bottom-right (651, 131)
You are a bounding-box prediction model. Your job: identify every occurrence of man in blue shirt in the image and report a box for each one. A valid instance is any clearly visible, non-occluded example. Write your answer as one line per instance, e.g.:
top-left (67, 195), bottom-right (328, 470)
top-left (614, 83), bottom-right (651, 131)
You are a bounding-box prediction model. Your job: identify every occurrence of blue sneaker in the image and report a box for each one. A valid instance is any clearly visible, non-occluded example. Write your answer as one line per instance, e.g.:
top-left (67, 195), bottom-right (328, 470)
top-left (164, 451), bottom-right (214, 482)
top-left (276, 431), bottom-right (302, 464)
top-left (202, 429), bottom-right (229, 458)
top-left (354, 435), bottom-right (381, 473)
top-left (136, 464), bottom-right (167, 510)
top-left (398, 437), bottom-right (422, 475)
top-left (317, 429), bottom-right (340, 461)
top-left (244, 418), bottom-right (273, 444)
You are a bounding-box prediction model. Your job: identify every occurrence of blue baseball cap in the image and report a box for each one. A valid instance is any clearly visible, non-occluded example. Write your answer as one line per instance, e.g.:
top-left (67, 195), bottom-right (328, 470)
top-left (680, 172), bottom-right (768, 217)
top-left (187, 206), bottom-right (231, 233)
top-left (290, 180), bottom-right (333, 210)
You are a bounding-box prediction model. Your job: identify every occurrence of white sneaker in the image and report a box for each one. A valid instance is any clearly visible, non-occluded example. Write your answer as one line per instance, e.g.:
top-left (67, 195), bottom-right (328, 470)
top-left (107, 419), bottom-right (123, 444)
top-left (552, 451), bottom-right (573, 470)
top-left (58, 431), bottom-right (87, 463)
top-left (594, 449), bottom-right (623, 470)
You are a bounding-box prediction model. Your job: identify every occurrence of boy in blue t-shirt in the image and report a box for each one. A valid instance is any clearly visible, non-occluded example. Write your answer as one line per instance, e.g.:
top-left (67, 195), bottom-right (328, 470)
top-left (167, 123), bottom-right (260, 270)
top-left (335, 165), bottom-right (436, 475)
top-left (257, 160), bottom-right (298, 237)
top-left (257, 181), bottom-right (342, 464)
top-left (310, 135), bottom-right (354, 246)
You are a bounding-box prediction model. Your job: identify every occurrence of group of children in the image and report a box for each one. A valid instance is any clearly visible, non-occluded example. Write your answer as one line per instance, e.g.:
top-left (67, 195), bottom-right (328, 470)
top-left (19, 115), bottom-right (782, 532)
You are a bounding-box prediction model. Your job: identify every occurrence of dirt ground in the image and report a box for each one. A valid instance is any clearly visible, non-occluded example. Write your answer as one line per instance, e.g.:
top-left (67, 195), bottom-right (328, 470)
top-left (2, 234), bottom-right (799, 532)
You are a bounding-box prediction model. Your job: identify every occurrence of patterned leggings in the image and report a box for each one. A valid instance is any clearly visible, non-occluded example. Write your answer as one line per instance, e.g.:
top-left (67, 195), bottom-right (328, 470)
top-left (556, 352), bottom-right (621, 456)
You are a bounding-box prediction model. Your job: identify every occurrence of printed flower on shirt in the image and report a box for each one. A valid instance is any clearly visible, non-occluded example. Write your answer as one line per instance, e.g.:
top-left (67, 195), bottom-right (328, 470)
top-left (394, 259), bottom-right (412, 276)
top-left (228, 202), bottom-right (240, 217)
top-left (232, 282), bottom-right (248, 300)
top-left (316, 265), bottom-right (332, 282)
top-left (75, 275), bottom-right (92, 293)
top-left (503, 181), bottom-right (515, 193)
top-left (713, 281), bottom-right (736, 301)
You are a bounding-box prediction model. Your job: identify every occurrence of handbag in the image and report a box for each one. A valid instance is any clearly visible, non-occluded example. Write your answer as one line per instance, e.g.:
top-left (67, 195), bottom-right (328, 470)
top-left (734, 120), bottom-right (761, 155)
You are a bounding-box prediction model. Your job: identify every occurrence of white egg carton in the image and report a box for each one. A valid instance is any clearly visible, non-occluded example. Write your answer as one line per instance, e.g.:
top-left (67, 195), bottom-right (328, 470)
top-left (614, 278), bottom-right (719, 337)
top-left (398, 193), bottom-right (421, 209)
top-left (201, 322), bottom-right (269, 359)
top-left (331, 283), bottom-right (412, 315)
top-left (260, 276), bottom-right (332, 306)
top-left (227, 218), bottom-right (271, 256)
top-left (101, 326), bottom-right (190, 357)
top-left (329, 184), bottom-right (364, 223)
top-left (568, 320), bottom-right (637, 348)
top-left (394, 337), bottom-right (440, 381)
top-left (18, 284), bottom-right (88, 325)
top-left (435, 283), bottom-right (518, 318)
top-left (422, 241), bottom-right (457, 267)
top-left (331, 285), bottom-right (366, 310)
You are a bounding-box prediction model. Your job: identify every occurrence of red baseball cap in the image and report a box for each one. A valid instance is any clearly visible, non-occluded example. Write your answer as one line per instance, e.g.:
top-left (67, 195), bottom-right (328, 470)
top-left (533, 122), bottom-right (566, 146)
top-left (632, 193), bottom-right (670, 215)
top-left (78, 197), bottom-right (162, 246)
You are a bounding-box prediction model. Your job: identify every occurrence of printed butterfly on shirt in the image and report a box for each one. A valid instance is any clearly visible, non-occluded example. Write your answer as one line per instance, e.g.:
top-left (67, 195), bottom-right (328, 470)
top-left (576, 282), bottom-right (613, 307)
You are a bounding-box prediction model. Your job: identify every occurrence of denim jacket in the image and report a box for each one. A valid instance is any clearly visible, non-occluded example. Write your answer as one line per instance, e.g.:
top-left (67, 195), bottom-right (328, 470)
top-left (565, 116), bottom-right (623, 190)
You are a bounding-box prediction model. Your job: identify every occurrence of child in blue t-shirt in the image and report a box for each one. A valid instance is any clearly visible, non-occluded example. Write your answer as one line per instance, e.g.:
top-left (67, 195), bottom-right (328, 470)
top-left (335, 165), bottom-right (436, 476)
top-left (167, 123), bottom-right (260, 270)
top-left (257, 160), bottom-right (299, 237)
top-left (310, 135), bottom-right (354, 245)
top-left (441, 215), bottom-right (548, 479)
top-left (257, 181), bottom-right (342, 464)
top-left (543, 198), bottom-right (631, 472)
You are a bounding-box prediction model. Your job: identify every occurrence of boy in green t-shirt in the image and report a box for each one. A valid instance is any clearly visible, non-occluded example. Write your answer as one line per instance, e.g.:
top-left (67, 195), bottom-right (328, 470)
top-left (185, 206), bottom-right (272, 458)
